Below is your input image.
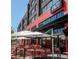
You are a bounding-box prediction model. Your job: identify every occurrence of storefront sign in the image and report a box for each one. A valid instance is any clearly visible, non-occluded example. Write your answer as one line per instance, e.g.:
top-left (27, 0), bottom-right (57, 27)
top-left (39, 11), bottom-right (64, 27)
top-left (51, 0), bottom-right (62, 13)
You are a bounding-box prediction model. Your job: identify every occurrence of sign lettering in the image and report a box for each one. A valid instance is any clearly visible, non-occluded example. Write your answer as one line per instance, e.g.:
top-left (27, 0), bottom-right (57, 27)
top-left (39, 11), bottom-right (64, 27)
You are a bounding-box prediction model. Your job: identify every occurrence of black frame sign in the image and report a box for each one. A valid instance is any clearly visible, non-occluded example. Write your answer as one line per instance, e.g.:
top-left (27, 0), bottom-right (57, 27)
top-left (51, 0), bottom-right (63, 13)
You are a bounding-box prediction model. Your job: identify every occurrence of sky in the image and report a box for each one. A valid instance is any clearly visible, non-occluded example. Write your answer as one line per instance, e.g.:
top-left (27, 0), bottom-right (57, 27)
top-left (11, 0), bottom-right (29, 32)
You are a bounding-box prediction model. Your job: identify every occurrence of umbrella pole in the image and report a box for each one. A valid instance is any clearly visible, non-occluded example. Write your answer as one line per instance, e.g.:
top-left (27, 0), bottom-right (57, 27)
top-left (16, 39), bottom-right (17, 59)
top-left (16, 47), bottom-right (17, 59)
top-left (52, 37), bottom-right (54, 59)
top-left (33, 48), bottom-right (35, 59)
top-left (45, 37), bottom-right (47, 59)
top-left (24, 39), bottom-right (25, 59)
top-left (51, 29), bottom-right (54, 59)
top-left (57, 35), bottom-right (61, 59)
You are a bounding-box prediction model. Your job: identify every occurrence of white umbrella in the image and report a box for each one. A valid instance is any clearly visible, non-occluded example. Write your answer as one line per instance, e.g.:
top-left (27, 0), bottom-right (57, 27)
top-left (12, 37), bottom-right (30, 40)
top-left (11, 31), bottom-right (31, 36)
top-left (12, 30), bottom-right (52, 37)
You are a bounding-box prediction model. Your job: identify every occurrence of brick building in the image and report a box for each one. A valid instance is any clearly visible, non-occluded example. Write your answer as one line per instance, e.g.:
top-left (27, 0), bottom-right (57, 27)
top-left (17, 0), bottom-right (68, 55)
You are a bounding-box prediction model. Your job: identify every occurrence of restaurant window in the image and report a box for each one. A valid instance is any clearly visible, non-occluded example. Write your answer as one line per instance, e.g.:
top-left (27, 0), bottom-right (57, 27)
top-left (53, 28), bottom-right (66, 54)
top-left (53, 28), bottom-right (64, 35)
top-left (53, 36), bottom-right (66, 54)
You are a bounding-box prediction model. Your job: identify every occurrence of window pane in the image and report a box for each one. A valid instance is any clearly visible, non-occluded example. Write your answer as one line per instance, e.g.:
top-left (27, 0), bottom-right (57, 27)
top-left (53, 0), bottom-right (59, 4)
top-left (32, 0), bottom-right (34, 6)
top-left (51, 0), bottom-right (62, 12)
top-left (47, 1), bottom-right (52, 9)
top-left (42, 6), bottom-right (47, 13)
top-left (41, 0), bottom-right (45, 3)
top-left (55, 1), bottom-right (61, 8)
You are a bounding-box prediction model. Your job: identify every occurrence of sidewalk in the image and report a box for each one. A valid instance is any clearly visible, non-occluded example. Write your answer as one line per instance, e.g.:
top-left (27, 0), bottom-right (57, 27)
top-left (47, 54), bottom-right (68, 59)
top-left (20, 54), bottom-right (67, 59)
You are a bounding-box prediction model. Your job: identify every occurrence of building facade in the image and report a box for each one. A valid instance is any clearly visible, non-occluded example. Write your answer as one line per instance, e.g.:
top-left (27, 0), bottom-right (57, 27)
top-left (27, 0), bottom-right (68, 54)
top-left (17, 0), bottom-right (68, 55)
top-left (17, 11), bottom-right (29, 31)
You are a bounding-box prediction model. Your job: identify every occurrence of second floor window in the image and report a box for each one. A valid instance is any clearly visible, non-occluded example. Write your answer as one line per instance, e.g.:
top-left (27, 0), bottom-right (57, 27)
top-left (31, 8), bottom-right (35, 14)
top-left (41, 1), bottom-right (52, 14)
top-left (31, 0), bottom-right (34, 6)
top-left (41, 0), bottom-right (45, 3)
top-left (30, 4), bottom-right (37, 16)
top-left (29, 14), bottom-right (37, 23)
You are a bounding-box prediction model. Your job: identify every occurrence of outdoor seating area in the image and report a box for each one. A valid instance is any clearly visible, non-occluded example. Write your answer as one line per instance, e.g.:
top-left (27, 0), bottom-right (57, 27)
top-left (11, 30), bottom-right (68, 59)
